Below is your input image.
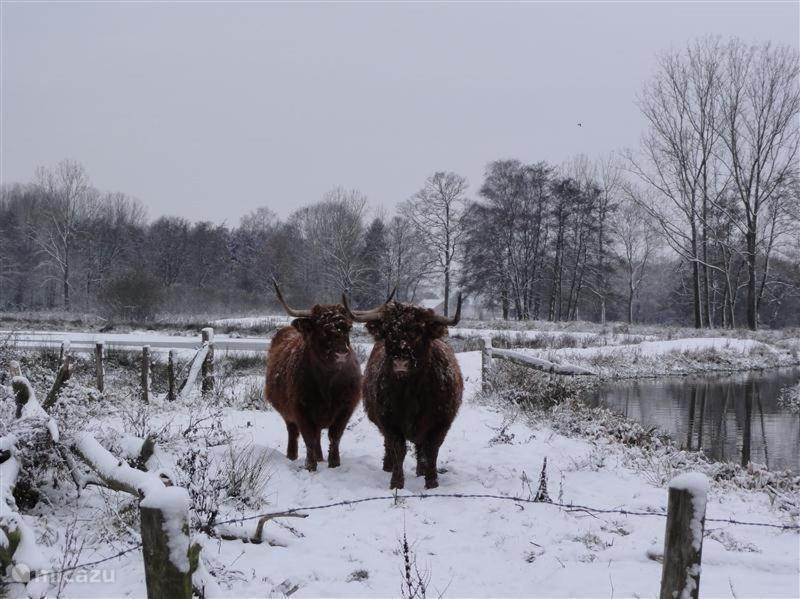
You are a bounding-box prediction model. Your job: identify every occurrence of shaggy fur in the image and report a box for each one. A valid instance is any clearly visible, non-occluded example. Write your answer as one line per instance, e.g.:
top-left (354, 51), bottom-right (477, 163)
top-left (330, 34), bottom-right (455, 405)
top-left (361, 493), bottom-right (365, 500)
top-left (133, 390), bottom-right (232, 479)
top-left (265, 304), bottom-right (361, 471)
top-left (362, 302), bottom-right (463, 489)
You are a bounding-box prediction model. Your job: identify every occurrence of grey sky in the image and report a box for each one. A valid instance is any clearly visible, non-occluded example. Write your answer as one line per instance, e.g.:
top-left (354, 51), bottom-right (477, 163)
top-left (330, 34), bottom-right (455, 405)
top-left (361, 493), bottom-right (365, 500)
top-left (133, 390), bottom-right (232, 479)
top-left (2, 2), bottom-right (798, 225)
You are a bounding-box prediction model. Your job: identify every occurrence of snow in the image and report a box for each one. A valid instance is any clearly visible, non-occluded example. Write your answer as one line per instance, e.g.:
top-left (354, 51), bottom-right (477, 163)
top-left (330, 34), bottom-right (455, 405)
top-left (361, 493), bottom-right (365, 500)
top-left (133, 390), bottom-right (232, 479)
top-left (520, 337), bottom-right (794, 378)
top-left (72, 432), bottom-right (163, 497)
top-left (4, 340), bottom-right (798, 597)
top-left (38, 351), bottom-right (798, 597)
top-left (669, 472), bottom-right (709, 551)
top-left (139, 487), bottom-right (192, 573)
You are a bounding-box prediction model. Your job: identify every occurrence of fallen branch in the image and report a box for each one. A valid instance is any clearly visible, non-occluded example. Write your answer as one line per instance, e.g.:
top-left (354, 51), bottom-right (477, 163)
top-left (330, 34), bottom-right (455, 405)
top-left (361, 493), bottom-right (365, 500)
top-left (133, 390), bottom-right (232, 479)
top-left (490, 348), bottom-right (596, 376)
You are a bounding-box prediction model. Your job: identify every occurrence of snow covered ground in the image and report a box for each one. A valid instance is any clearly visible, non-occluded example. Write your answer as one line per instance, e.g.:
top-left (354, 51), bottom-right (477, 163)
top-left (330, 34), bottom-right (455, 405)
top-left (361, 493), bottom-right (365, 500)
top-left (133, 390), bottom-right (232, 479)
top-left (521, 336), bottom-right (797, 378)
top-left (6, 352), bottom-right (798, 598)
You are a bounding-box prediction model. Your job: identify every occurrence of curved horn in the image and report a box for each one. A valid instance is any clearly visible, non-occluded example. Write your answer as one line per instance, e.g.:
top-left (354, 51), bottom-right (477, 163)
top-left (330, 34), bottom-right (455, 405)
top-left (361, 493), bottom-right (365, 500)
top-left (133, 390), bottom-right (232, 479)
top-left (428, 293), bottom-right (462, 327)
top-left (386, 286), bottom-right (397, 302)
top-left (273, 279), bottom-right (312, 318)
top-left (341, 294), bottom-right (386, 323)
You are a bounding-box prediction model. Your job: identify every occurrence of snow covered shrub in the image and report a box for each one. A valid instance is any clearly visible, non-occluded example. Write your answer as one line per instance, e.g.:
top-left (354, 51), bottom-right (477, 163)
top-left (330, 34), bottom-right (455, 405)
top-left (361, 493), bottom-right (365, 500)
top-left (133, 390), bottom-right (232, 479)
top-left (176, 444), bottom-right (227, 533)
top-left (222, 443), bottom-right (273, 508)
top-left (484, 361), bottom-right (592, 410)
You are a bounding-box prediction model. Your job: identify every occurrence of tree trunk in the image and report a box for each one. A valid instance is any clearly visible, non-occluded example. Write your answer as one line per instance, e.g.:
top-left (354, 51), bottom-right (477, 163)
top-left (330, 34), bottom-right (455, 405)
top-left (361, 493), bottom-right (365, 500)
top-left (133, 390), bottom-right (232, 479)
top-left (63, 258), bottom-right (70, 311)
top-left (746, 229), bottom-right (758, 331)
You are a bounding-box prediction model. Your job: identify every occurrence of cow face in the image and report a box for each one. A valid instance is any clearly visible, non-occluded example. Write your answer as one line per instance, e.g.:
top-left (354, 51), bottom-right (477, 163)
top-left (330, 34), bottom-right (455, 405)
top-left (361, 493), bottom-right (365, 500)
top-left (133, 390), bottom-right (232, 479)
top-left (365, 303), bottom-right (448, 375)
top-left (292, 305), bottom-right (354, 366)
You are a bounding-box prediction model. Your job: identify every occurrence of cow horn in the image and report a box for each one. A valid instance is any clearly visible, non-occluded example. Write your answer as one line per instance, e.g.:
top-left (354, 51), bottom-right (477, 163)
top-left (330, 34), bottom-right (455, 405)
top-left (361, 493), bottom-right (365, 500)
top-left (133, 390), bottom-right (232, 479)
top-left (342, 294), bottom-right (386, 322)
top-left (273, 279), bottom-right (313, 318)
top-left (386, 286), bottom-right (397, 302)
top-left (428, 293), bottom-right (462, 327)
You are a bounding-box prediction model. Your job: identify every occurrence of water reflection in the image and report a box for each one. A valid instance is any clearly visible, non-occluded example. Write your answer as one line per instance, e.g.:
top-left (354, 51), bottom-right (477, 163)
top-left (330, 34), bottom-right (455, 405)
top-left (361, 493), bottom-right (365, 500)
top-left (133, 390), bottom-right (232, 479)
top-left (584, 368), bottom-right (800, 472)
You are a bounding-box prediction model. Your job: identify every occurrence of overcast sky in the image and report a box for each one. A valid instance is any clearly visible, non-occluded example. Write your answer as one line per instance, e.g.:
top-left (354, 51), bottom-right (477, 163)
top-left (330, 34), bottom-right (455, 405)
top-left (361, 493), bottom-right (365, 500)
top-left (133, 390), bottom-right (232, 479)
top-left (2, 2), bottom-right (798, 224)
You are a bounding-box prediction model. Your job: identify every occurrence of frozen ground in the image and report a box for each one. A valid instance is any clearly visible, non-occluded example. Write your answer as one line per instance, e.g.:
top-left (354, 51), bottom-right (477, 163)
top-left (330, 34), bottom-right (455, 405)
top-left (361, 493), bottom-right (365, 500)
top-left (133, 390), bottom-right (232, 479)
top-left (5, 353), bottom-right (798, 598)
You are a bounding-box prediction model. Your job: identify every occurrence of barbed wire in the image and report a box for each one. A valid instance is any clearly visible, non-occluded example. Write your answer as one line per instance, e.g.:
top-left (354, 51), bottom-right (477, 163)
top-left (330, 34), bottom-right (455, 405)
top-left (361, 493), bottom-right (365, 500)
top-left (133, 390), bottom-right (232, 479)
top-left (16, 490), bottom-right (798, 583)
top-left (213, 491), bottom-right (800, 531)
top-left (23, 543), bottom-right (143, 580)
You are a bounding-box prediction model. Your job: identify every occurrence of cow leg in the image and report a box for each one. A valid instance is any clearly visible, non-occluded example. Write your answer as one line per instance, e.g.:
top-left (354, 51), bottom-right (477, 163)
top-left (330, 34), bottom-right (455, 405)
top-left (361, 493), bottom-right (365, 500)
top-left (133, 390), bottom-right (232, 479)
top-left (423, 428), bottom-right (448, 489)
top-left (314, 433), bottom-right (324, 463)
top-left (382, 437), bottom-right (394, 472)
top-left (286, 422), bottom-right (299, 461)
top-left (387, 434), bottom-right (407, 490)
top-left (327, 411), bottom-right (351, 468)
top-left (295, 418), bottom-right (319, 472)
top-left (414, 444), bottom-right (426, 477)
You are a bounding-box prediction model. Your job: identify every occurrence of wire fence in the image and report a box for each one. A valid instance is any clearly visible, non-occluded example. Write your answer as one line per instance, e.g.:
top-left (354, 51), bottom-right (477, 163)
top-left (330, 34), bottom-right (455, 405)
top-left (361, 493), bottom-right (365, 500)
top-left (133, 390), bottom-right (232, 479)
top-left (28, 489), bottom-right (798, 582)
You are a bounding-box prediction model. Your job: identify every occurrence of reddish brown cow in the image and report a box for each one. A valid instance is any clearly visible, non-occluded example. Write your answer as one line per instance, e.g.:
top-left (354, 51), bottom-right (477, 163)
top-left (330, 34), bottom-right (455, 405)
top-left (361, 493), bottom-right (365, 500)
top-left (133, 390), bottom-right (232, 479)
top-left (265, 282), bottom-right (361, 471)
top-left (345, 294), bottom-right (463, 489)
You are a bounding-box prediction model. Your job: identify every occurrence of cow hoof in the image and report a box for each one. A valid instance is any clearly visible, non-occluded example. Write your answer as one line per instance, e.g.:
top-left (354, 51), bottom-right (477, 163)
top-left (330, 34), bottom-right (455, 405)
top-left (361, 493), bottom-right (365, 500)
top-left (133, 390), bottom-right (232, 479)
top-left (425, 479), bottom-right (439, 489)
top-left (328, 458), bottom-right (340, 468)
top-left (305, 462), bottom-right (317, 472)
top-left (287, 452), bottom-right (298, 461)
top-left (415, 466), bottom-right (424, 477)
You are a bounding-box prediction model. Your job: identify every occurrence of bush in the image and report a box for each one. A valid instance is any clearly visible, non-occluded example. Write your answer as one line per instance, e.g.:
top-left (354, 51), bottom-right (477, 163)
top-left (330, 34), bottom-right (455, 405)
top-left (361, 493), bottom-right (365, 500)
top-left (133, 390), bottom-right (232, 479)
top-left (99, 270), bottom-right (163, 322)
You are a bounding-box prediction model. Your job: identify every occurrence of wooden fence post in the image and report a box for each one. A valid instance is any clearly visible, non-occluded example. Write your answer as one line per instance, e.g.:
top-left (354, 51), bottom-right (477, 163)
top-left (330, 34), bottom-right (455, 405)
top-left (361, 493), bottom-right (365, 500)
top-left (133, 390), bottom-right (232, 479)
top-left (481, 336), bottom-right (493, 393)
top-left (167, 350), bottom-right (177, 402)
top-left (141, 345), bottom-right (151, 403)
top-left (201, 327), bottom-right (214, 395)
top-left (9, 361), bottom-right (22, 377)
top-left (95, 342), bottom-right (105, 392)
top-left (139, 487), bottom-right (196, 599)
top-left (59, 340), bottom-right (69, 364)
top-left (659, 472), bottom-right (708, 599)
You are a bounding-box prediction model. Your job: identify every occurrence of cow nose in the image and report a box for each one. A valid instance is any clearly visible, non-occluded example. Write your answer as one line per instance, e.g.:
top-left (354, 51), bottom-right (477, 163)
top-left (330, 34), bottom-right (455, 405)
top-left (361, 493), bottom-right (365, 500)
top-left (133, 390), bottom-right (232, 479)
top-left (334, 351), bottom-right (349, 364)
top-left (393, 359), bottom-right (409, 372)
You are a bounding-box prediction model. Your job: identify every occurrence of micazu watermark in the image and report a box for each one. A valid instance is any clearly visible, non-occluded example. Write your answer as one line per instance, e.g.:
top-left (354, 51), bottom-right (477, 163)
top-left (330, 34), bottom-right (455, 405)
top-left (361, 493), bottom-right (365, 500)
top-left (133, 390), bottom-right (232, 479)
top-left (6, 562), bottom-right (115, 585)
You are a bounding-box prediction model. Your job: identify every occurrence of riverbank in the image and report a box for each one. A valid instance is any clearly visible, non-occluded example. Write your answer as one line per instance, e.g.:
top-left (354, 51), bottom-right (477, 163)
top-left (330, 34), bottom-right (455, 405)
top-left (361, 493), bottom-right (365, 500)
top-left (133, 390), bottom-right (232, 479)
top-left (518, 336), bottom-right (799, 379)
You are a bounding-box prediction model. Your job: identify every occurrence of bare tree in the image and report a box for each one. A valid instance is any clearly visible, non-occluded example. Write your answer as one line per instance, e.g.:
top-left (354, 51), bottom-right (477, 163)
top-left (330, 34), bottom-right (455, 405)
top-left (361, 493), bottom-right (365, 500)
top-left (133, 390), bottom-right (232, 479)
top-left (627, 38), bottom-right (727, 329)
top-left (614, 186), bottom-right (656, 323)
top-left (293, 187), bottom-right (368, 300)
top-left (718, 40), bottom-right (800, 330)
top-left (32, 160), bottom-right (94, 310)
top-left (403, 172), bottom-right (469, 316)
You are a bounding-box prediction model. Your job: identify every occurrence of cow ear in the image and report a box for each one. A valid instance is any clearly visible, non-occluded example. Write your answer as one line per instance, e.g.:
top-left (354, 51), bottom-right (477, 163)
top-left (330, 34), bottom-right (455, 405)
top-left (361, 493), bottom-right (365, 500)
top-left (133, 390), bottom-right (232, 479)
top-left (291, 318), bottom-right (314, 335)
top-left (426, 321), bottom-right (448, 340)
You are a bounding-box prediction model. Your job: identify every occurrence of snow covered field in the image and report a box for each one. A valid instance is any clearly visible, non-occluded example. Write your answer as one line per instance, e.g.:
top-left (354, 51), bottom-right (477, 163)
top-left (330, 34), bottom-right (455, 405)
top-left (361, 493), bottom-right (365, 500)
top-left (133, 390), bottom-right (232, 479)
top-left (3, 352), bottom-right (798, 598)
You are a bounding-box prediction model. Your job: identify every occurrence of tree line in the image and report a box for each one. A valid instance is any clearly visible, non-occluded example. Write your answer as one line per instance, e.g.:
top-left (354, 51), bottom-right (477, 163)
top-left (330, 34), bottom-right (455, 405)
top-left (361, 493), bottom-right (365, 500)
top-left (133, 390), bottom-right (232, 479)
top-left (1, 37), bottom-right (798, 329)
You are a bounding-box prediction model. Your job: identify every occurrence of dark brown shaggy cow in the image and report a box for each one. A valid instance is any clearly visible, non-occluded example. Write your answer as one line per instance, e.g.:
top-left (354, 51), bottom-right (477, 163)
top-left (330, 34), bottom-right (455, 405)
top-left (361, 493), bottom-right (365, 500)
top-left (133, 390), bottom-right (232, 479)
top-left (345, 295), bottom-right (463, 489)
top-left (265, 282), bottom-right (361, 471)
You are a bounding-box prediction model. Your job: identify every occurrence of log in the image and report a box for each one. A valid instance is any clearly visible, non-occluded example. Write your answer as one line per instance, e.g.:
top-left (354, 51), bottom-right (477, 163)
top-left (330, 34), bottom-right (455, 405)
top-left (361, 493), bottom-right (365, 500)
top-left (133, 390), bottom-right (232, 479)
top-left (43, 353), bottom-right (72, 411)
top-left (489, 348), bottom-right (595, 376)
top-left (12, 377), bottom-right (31, 419)
top-left (659, 472), bottom-right (708, 599)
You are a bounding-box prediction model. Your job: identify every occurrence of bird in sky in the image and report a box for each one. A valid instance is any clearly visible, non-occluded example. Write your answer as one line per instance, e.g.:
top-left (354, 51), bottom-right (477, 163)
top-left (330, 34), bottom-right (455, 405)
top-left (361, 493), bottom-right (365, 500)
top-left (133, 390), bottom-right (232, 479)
top-left (577, 122), bottom-right (582, 127)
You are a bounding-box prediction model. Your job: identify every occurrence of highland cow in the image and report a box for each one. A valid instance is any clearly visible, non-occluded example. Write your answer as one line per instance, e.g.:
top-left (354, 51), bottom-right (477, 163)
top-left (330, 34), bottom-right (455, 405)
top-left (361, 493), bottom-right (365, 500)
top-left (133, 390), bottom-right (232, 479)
top-left (345, 294), bottom-right (463, 489)
top-left (265, 282), bottom-right (361, 471)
